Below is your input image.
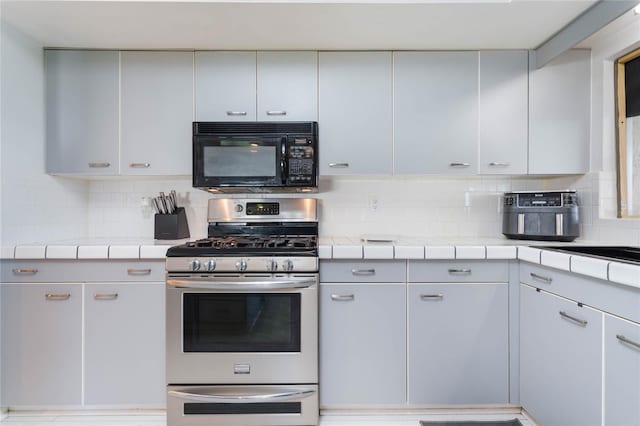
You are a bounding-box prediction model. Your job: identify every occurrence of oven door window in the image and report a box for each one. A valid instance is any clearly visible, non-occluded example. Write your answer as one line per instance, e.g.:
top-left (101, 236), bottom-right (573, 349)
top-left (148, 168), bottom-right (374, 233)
top-left (183, 293), bottom-right (301, 352)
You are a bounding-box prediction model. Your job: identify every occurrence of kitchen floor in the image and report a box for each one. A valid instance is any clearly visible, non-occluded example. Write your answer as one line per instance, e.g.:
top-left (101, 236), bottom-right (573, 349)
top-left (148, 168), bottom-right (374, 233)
top-left (0, 411), bottom-right (535, 425)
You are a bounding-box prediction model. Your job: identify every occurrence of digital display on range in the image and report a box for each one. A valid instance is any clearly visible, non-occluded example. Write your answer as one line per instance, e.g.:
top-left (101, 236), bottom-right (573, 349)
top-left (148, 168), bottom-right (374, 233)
top-left (246, 202), bottom-right (280, 215)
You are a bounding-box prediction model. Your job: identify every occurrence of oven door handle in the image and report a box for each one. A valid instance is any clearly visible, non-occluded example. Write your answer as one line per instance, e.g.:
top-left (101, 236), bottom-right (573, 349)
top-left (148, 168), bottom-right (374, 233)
top-left (166, 278), bottom-right (317, 291)
top-left (168, 388), bottom-right (316, 403)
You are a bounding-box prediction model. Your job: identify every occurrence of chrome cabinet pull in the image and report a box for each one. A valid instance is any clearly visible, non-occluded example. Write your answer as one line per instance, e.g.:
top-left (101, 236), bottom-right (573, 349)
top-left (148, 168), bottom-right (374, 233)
top-left (420, 294), bottom-right (444, 300)
top-left (129, 163), bottom-right (151, 168)
top-left (226, 111), bottom-right (247, 116)
top-left (351, 269), bottom-right (375, 276)
top-left (448, 268), bottom-right (471, 275)
top-left (531, 273), bottom-right (552, 284)
top-left (45, 293), bottom-right (71, 301)
top-left (88, 162), bottom-right (110, 168)
top-left (94, 293), bottom-right (118, 300)
top-left (329, 163), bottom-right (350, 168)
top-left (559, 311), bottom-right (588, 326)
top-left (266, 110), bottom-right (287, 116)
top-left (489, 162), bottom-right (510, 167)
top-left (449, 162), bottom-right (470, 167)
top-left (12, 268), bottom-right (38, 275)
top-left (168, 388), bottom-right (315, 403)
top-left (616, 334), bottom-right (640, 350)
top-left (127, 268), bottom-right (152, 275)
top-left (331, 294), bottom-right (355, 301)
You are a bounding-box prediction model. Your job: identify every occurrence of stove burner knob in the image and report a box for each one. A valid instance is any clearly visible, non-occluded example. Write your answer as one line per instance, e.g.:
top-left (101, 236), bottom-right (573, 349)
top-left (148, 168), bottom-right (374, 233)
top-left (189, 260), bottom-right (201, 272)
top-left (266, 259), bottom-right (278, 272)
top-left (205, 259), bottom-right (216, 272)
top-left (236, 259), bottom-right (248, 272)
top-left (282, 259), bottom-right (294, 272)
top-left (235, 204), bottom-right (244, 213)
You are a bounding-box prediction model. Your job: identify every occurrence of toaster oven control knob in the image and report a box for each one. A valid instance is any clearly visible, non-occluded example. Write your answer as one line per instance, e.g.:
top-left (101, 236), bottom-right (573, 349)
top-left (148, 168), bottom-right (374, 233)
top-left (236, 259), bottom-right (248, 272)
top-left (189, 260), bottom-right (201, 272)
top-left (282, 259), bottom-right (294, 272)
top-left (266, 259), bottom-right (278, 272)
top-left (205, 259), bottom-right (216, 272)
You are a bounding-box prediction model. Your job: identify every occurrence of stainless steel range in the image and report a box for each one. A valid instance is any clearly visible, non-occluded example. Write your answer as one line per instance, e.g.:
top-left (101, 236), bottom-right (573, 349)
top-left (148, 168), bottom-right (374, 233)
top-left (165, 198), bottom-right (318, 426)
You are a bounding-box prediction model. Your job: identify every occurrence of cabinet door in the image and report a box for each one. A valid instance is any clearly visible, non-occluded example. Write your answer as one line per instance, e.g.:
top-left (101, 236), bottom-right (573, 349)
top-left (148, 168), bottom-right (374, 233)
top-left (84, 283), bottom-right (165, 406)
top-left (46, 50), bottom-right (119, 175)
top-left (195, 51), bottom-right (256, 121)
top-left (318, 52), bottom-right (392, 175)
top-left (408, 283), bottom-right (508, 404)
top-left (257, 51), bottom-right (317, 121)
top-left (520, 285), bottom-right (602, 426)
top-left (320, 283), bottom-right (405, 406)
top-left (1, 283), bottom-right (82, 406)
top-left (604, 314), bottom-right (640, 426)
top-left (121, 51), bottom-right (193, 175)
top-left (529, 49), bottom-right (590, 174)
top-left (479, 51), bottom-right (528, 174)
top-left (394, 51), bottom-right (478, 174)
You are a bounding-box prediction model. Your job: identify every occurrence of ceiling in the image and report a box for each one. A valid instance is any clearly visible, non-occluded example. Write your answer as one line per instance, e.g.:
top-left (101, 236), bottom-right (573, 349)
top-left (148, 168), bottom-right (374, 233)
top-left (1, 0), bottom-right (598, 50)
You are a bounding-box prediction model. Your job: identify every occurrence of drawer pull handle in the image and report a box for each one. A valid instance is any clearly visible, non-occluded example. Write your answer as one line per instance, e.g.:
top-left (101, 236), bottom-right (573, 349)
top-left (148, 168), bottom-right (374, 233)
top-left (489, 162), bottom-right (510, 167)
top-left (329, 163), bottom-right (350, 168)
top-left (127, 268), bottom-right (152, 275)
top-left (559, 311), bottom-right (588, 327)
top-left (448, 268), bottom-right (471, 275)
top-left (331, 294), bottom-right (355, 302)
top-left (266, 110), bottom-right (287, 116)
top-left (616, 334), bottom-right (640, 350)
top-left (449, 162), bottom-right (470, 167)
top-left (420, 294), bottom-right (444, 301)
top-left (226, 111), bottom-right (247, 116)
top-left (94, 293), bottom-right (118, 300)
top-left (531, 273), bottom-right (552, 284)
top-left (129, 163), bottom-right (151, 168)
top-left (45, 293), bottom-right (70, 301)
top-left (351, 269), bottom-right (375, 276)
top-left (12, 268), bottom-right (38, 275)
top-left (88, 162), bottom-right (110, 168)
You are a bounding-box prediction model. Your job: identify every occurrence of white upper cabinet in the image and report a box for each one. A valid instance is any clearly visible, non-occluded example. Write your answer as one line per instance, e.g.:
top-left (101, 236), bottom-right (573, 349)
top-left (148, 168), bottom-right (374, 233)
top-left (257, 51), bottom-right (318, 121)
top-left (394, 51), bottom-right (478, 175)
top-left (319, 52), bottom-right (393, 175)
top-left (46, 50), bottom-right (119, 175)
top-left (529, 49), bottom-right (590, 175)
top-left (120, 51), bottom-right (193, 175)
top-left (195, 51), bottom-right (257, 121)
top-left (479, 51), bottom-right (528, 175)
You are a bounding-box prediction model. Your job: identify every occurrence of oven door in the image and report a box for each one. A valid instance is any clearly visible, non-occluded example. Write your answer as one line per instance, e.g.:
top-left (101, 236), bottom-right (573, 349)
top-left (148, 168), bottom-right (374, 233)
top-left (193, 135), bottom-right (285, 188)
top-left (166, 274), bottom-right (318, 384)
top-left (167, 384), bottom-right (318, 426)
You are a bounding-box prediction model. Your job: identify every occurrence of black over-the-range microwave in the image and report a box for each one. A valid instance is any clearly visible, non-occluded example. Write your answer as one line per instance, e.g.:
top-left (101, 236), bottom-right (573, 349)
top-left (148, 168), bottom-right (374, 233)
top-left (192, 121), bottom-right (318, 193)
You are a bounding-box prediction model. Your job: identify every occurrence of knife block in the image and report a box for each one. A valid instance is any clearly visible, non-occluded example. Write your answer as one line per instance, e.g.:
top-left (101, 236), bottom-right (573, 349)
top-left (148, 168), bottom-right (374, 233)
top-left (154, 207), bottom-right (190, 240)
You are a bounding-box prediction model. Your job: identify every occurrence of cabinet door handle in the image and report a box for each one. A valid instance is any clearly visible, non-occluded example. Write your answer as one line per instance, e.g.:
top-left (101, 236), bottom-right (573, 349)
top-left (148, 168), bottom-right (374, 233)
top-left (266, 110), bottom-right (287, 116)
top-left (331, 294), bottom-right (355, 301)
top-left (127, 268), bottom-right (152, 275)
top-left (88, 162), bottom-right (110, 168)
top-left (531, 273), bottom-right (552, 284)
top-left (489, 162), bottom-right (510, 167)
top-left (420, 294), bottom-right (444, 301)
top-left (559, 311), bottom-right (588, 327)
top-left (616, 334), bottom-right (640, 350)
top-left (129, 163), bottom-right (151, 168)
top-left (226, 111), bottom-right (247, 116)
top-left (12, 268), bottom-right (38, 275)
top-left (448, 268), bottom-right (471, 275)
top-left (449, 162), bottom-right (470, 167)
top-left (329, 163), bottom-right (350, 168)
top-left (94, 293), bottom-right (118, 300)
top-left (351, 269), bottom-right (375, 276)
top-left (45, 293), bottom-right (71, 301)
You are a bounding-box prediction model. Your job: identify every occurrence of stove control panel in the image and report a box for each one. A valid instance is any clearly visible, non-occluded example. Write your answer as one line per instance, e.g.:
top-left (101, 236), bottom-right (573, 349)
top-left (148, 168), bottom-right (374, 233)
top-left (167, 257), bottom-right (318, 273)
top-left (246, 202), bottom-right (280, 216)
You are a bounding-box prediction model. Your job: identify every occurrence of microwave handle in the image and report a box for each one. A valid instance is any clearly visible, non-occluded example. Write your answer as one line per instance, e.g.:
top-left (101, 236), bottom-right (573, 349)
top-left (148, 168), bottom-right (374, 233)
top-left (280, 137), bottom-right (288, 184)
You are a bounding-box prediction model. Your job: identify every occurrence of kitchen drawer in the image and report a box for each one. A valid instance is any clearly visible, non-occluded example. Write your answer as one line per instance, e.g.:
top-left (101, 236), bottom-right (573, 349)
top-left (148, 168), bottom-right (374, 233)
top-left (0, 260), bottom-right (165, 283)
top-left (520, 263), bottom-right (640, 324)
top-left (320, 260), bottom-right (405, 283)
top-left (408, 260), bottom-right (508, 283)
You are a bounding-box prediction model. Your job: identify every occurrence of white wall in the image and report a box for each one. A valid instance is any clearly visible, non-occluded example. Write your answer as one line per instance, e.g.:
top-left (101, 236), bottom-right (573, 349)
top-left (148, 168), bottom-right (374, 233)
top-left (0, 22), bottom-right (89, 245)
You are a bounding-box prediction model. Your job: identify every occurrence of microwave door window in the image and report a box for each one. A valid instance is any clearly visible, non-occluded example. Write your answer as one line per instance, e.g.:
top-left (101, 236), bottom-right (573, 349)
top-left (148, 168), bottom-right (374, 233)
top-left (203, 145), bottom-right (276, 178)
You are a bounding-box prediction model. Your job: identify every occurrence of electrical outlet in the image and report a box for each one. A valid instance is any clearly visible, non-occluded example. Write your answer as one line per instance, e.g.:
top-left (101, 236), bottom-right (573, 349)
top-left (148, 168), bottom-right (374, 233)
top-left (368, 195), bottom-right (379, 212)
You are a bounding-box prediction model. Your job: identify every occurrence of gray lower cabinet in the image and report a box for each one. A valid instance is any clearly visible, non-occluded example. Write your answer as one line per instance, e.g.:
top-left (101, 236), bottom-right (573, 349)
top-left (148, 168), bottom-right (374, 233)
top-left (84, 283), bottom-right (165, 406)
top-left (604, 314), bottom-right (640, 426)
top-left (1, 283), bottom-right (82, 406)
top-left (319, 283), bottom-right (406, 406)
top-left (520, 284), bottom-right (602, 426)
top-left (407, 282), bottom-right (509, 404)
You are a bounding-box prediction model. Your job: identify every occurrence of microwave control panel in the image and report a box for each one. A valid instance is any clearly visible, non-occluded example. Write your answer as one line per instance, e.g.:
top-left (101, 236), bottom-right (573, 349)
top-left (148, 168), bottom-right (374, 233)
top-left (287, 137), bottom-right (316, 184)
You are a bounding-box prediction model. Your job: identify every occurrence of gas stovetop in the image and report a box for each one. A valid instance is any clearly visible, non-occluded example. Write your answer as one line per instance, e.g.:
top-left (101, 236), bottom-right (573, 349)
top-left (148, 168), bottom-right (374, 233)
top-left (166, 235), bottom-right (318, 257)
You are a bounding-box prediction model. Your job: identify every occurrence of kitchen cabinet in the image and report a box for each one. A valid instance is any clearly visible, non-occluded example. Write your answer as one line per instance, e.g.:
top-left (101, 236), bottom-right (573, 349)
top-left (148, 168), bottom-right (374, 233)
top-left (479, 51), bottom-right (528, 174)
top-left (393, 51), bottom-right (478, 175)
top-left (318, 52), bottom-right (393, 175)
top-left (528, 49), bottom-right (590, 174)
top-left (2, 283), bottom-right (82, 406)
top-left (84, 282), bottom-right (165, 406)
top-left (604, 314), bottom-right (640, 426)
top-left (519, 284), bottom-right (602, 426)
top-left (120, 51), bottom-right (193, 175)
top-left (45, 50), bottom-right (119, 175)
